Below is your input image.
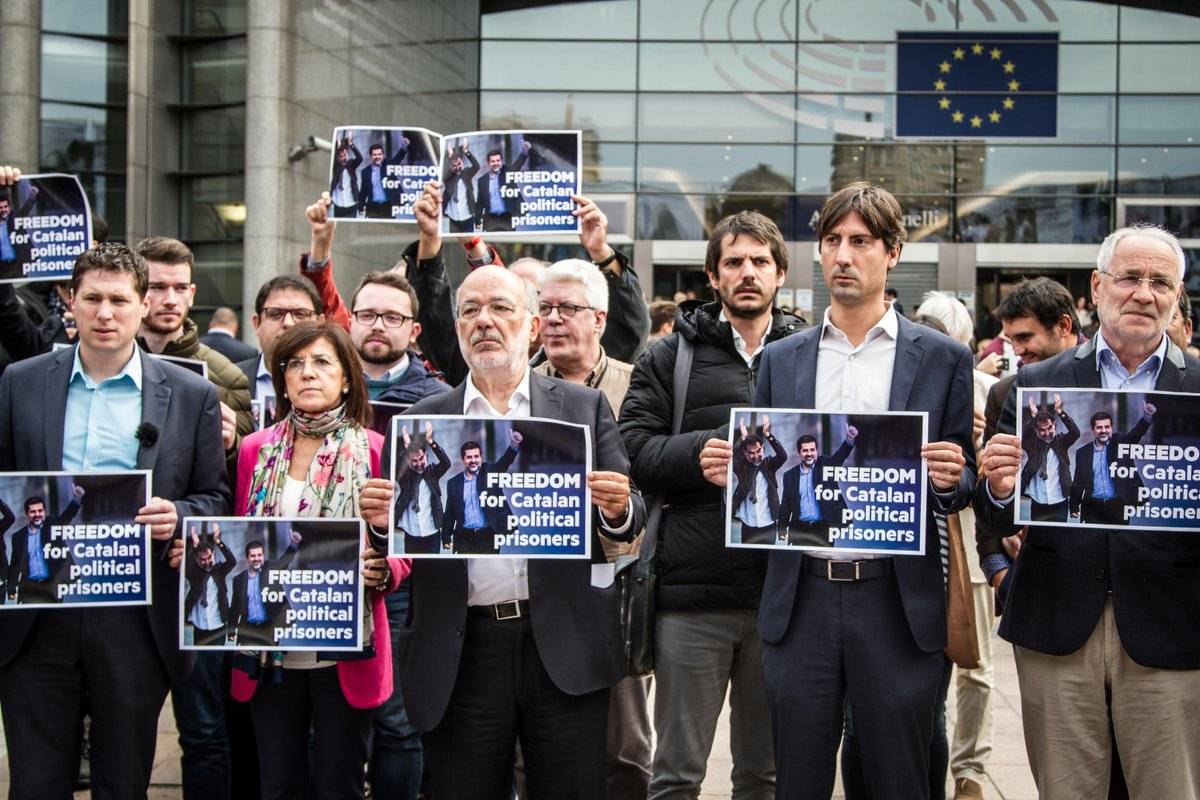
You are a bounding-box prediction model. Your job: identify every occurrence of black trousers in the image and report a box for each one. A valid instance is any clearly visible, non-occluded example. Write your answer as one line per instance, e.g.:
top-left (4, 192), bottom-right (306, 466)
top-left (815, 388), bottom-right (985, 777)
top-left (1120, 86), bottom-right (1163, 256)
top-left (1081, 496), bottom-right (1129, 525)
top-left (249, 665), bottom-right (373, 800)
top-left (332, 204), bottom-right (357, 218)
top-left (762, 561), bottom-right (944, 800)
top-left (787, 520), bottom-right (831, 548)
top-left (0, 608), bottom-right (170, 800)
top-left (426, 614), bottom-right (609, 799)
top-left (363, 201), bottom-right (393, 219)
top-left (448, 217), bottom-right (475, 233)
top-left (481, 213), bottom-right (514, 232)
top-left (739, 522), bottom-right (778, 544)
top-left (455, 526), bottom-right (499, 555)
top-left (405, 533), bottom-right (443, 554)
top-left (1030, 498), bottom-right (1069, 522)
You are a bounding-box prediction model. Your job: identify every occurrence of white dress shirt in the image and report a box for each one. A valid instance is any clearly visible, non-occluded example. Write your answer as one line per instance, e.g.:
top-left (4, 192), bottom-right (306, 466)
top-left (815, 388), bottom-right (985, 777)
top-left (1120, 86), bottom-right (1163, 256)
top-left (399, 478), bottom-right (437, 537)
top-left (816, 304), bottom-right (898, 560)
top-left (1026, 447), bottom-right (1066, 504)
top-left (736, 470), bottom-right (774, 528)
top-left (720, 310), bottom-right (768, 365)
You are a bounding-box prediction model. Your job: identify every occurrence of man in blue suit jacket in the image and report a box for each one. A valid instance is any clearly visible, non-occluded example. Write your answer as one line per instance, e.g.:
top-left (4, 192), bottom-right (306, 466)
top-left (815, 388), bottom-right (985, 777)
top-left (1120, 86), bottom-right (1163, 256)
top-left (0, 241), bottom-right (230, 800)
top-left (976, 224), bottom-right (1200, 799)
top-left (701, 183), bottom-right (975, 799)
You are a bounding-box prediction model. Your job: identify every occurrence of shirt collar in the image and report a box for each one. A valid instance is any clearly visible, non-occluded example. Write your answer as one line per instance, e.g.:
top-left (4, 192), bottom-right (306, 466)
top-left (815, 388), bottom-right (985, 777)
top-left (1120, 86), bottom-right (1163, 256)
top-left (820, 303), bottom-right (899, 344)
top-left (376, 354), bottom-right (411, 383)
top-left (1094, 329), bottom-right (1168, 380)
top-left (550, 348), bottom-right (607, 388)
top-left (207, 328), bottom-right (233, 338)
top-left (463, 368), bottom-right (531, 416)
top-left (256, 354), bottom-right (271, 380)
top-left (70, 344), bottom-right (143, 390)
top-left (718, 310), bottom-right (770, 361)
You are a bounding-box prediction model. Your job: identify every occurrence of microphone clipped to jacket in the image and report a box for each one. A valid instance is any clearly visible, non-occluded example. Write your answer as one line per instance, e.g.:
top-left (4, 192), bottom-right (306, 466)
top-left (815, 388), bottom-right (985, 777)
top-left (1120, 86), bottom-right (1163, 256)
top-left (135, 422), bottom-right (160, 448)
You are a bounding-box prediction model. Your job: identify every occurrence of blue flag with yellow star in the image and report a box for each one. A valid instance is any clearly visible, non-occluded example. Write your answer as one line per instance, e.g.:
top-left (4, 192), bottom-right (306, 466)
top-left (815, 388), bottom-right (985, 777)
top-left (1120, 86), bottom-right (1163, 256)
top-left (896, 32), bottom-right (1058, 137)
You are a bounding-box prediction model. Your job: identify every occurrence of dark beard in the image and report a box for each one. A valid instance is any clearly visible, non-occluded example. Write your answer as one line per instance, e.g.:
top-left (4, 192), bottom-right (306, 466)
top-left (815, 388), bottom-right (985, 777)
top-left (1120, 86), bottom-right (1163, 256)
top-left (143, 315), bottom-right (184, 337)
top-left (719, 288), bottom-right (774, 320)
top-left (358, 345), bottom-right (405, 367)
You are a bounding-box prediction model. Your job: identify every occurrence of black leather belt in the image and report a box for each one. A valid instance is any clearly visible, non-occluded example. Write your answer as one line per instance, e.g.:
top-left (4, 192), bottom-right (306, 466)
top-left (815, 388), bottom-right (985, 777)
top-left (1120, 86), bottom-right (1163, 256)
top-left (804, 556), bottom-right (889, 582)
top-left (467, 599), bottom-right (530, 620)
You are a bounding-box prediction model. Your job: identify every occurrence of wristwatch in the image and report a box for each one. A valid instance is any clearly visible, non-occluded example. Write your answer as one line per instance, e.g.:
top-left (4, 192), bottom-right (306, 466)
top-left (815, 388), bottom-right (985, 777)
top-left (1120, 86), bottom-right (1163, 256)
top-left (592, 249), bottom-right (618, 269)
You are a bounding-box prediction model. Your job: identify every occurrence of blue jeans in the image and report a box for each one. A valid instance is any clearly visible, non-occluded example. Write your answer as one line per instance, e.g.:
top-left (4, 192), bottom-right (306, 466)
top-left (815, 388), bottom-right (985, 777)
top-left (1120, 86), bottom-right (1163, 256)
top-left (172, 650), bottom-right (231, 800)
top-left (369, 586), bottom-right (423, 800)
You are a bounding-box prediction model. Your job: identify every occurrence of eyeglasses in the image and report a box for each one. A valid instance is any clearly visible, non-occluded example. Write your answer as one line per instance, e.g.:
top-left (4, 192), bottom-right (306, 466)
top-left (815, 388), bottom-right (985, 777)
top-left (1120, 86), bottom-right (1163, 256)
top-left (279, 355), bottom-right (339, 374)
top-left (1099, 271), bottom-right (1179, 296)
top-left (537, 301), bottom-right (594, 319)
top-left (457, 300), bottom-right (520, 320)
top-left (261, 307), bottom-right (317, 323)
top-left (352, 310), bottom-right (413, 328)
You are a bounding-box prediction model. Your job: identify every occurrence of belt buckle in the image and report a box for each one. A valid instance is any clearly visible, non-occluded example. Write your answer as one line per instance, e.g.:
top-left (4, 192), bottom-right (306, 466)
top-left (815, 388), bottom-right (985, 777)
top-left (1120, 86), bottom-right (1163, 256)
top-left (826, 560), bottom-right (860, 582)
top-left (495, 600), bottom-right (522, 620)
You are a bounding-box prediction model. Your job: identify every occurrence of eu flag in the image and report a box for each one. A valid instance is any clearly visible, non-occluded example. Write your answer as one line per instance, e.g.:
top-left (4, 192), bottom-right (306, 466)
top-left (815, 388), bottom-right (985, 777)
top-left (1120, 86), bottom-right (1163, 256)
top-left (896, 32), bottom-right (1058, 138)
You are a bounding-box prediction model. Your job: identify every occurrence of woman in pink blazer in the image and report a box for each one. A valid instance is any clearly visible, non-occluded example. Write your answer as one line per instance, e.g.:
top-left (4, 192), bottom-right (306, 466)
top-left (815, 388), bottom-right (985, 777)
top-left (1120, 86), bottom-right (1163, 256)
top-left (231, 321), bottom-right (410, 800)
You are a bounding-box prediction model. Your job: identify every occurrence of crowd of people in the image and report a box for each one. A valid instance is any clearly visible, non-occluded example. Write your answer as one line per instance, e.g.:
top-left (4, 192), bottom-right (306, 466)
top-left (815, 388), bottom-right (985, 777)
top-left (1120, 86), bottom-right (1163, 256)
top-left (0, 161), bottom-right (1197, 800)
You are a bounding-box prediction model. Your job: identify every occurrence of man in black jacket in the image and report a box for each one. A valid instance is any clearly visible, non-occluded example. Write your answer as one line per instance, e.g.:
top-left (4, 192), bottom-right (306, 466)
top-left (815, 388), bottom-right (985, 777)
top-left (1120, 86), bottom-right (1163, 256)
top-left (183, 524), bottom-right (236, 646)
top-left (1020, 393), bottom-right (1080, 522)
top-left (442, 141), bottom-right (479, 233)
top-left (619, 210), bottom-right (802, 799)
top-left (730, 417), bottom-right (786, 544)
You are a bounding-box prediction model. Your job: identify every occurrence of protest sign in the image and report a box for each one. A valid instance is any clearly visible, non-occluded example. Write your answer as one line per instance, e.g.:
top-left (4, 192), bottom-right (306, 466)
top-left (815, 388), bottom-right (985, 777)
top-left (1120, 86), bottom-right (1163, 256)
top-left (439, 130), bottom-right (582, 237)
top-left (251, 398), bottom-right (266, 430)
top-left (0, 471), bottom-right (151, 608)
top-left (327, 126), bottom-right (442, 223)
top-left (724, 409), bottom-right (928, 555)
top-left (179, 517), bottom-right (365, 651)
top-left (1015, 388), bottom-right (1200, 531)
top-left (0, 173), bottom-right (92, 284)
top-left (388, 415), bottom-right (592, 558)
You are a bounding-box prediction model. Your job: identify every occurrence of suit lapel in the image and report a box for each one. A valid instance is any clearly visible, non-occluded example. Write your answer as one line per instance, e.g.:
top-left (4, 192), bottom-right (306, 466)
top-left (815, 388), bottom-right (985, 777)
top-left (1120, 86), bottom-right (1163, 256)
top-left (1155, 340), bottom-right (1186, 392)
top-left (791, 329), bottom-right (820, 408)
top-left (889, 317), bottom-right (925, 411)
top-left (138, 352), bottom-right (172, 470)
top-left (1071, 337), bottom-right (1103, 388)
top-left (43, 348), bottom-right (73, 469)
top-left (529, 373), bottom-right (563, 420)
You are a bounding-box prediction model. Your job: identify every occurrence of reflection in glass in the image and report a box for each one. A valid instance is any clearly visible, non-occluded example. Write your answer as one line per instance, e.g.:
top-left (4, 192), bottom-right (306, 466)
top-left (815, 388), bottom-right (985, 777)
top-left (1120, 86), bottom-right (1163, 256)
top-left (182, 175), bottom-right (246, 240)
top-left (1119, 46), bottom-right (1200, 93)
top-left (955, 146), bottom-right (1112, 195)
top-left (957, 0), bottom-right (1117, 41)
top-left (582, 144), bottom-right (635, 192)
top-left (42, 0), bottom-right (128, 37)
top-left (40, 34), bottom-right (128, 105)
top-left (638, 144), bottom-right (793, 194)
top-left (954, 195), bottom-right (1111, 244)
top-left (482, 92), bottom-right (635, 142)
top-left (637, 193), bottom-right (794, 241)
top-left (483, 0), bottom-right (635, 39)
top-left (191, 242), bottom-right (245, 309)
top-left (182, 107), bottom-right (246, 170)
top-left (640, 0), bottom-right (797, 41)
top-left (639, 43), bottom-right (796, 92)
top-left (639, 93), bottom-right (793, 143)
top-left (1120, 204), bottom-right (1200, 241)
top-left (184, 38), bottom-right (248, 104)
top-left (481, 42), bottom-right (635, 90)
top-left (74, 173), bottom-right (125, 237)
top-left (1119, 97), bottom-right (1200, 145)
top-left (40, 102), bottom-right (126, 173)
top-left (826, 144), bottom-right (955, 196)
top-left (1117, 148), bottom-right (1200, 195)
top-left (1120, 6), bottom-right (1200, 42)
top-left (185, 0), bottom-right (248, 35)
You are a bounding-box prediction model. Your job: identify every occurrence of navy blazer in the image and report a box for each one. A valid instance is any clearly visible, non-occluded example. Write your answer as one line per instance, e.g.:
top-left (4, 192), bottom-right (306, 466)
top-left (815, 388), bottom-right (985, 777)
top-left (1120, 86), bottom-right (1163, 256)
top-left (0, 346), bottom-right (231, 682)
top-left (440, 445), bottom-right (519, 548)
top-left (974, 336), bottom-right (1200, 670)
top-left (754, 314), bottom-right (976, 653)
top-left (395, 372), bottom-right (647, 732)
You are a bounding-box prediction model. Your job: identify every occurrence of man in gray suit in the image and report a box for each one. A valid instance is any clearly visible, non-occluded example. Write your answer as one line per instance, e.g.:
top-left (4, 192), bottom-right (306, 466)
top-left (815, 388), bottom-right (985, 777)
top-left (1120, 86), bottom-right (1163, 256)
top-left (0, 242), bottom-right (230, 799)
top-left (701, 183), bottom-right (975, 799)
top-left (360, 264), bottom-right (645, 799)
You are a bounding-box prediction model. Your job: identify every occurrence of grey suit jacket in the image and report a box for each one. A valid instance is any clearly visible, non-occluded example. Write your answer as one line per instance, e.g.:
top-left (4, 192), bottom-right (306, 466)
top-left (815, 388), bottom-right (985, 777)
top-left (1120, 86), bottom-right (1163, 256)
top-left (753, 314), bottom-right (977, 653)
top-left (0, 346), bottom-right (231, 682)
top-left (396, 372), bottom-right (647, 732)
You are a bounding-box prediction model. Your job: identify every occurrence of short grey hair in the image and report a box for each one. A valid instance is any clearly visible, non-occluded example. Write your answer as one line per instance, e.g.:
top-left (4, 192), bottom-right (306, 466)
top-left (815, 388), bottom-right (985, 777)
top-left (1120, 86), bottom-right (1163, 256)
top-left (453, 274), bottom-right (538, 317)
top-left (915, 291), bottom-right (974, 347)
top-left (1097, 223), bottom-right (1186, 281)
top-left (543, 259), bottom-right (609, 312)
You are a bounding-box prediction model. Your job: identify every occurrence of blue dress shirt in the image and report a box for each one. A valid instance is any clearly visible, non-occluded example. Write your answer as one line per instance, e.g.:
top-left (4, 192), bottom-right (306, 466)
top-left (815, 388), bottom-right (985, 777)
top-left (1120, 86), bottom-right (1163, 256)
top-left (25, 527), bottom-right (49, 581)
top-left (798, 468), bottom-right (821, 522)
top-left (62, 346), bottom-right (143, 472)
top-left (463, 473), bottom-right (485, 529)
top-left (247, 572), bottom-right (267, 623)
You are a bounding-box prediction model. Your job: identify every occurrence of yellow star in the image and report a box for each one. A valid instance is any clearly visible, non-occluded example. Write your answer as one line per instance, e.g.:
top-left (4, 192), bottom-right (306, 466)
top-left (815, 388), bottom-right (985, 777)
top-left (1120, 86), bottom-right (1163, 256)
top-left (1003, 61), bottom-right (1016, 74)
top-left (990, 48), bottom-right (1002, 60)
top-left (970, 115), bottom-right (983, 128)
top-left (971, 43), bottom-right (984, 55)
top-left (939, 61), bottom-right (952, 73)
top-left (938, 96), bottom-right (951, 109)
top-left (988, 110), bottom-right (1002, 123)
top-left (1008, 79), bottom-right (1020, 91)
top-left (933, 79), bottom-right (947, 91)
top-left (952, 110), bottom-right (965, 123)
top-left (953, 47), bottom-right (965, 60)
top-left (1003, 97), bottom-right (1015, 110)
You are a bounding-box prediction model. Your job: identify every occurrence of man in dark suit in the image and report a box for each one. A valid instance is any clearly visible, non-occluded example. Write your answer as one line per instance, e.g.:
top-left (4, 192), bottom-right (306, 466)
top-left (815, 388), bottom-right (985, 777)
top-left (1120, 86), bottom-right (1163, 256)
top-left (440, 429), bottom-right (521, 554)
top-left (441, 141), bottom-right (479, 233)
top-left (227, 532), bottom-right (300, 648)
top-left (778, 427), bottom-right (858, 548)
top-left (183, 524), bottom-right (236, 646)
top-left (359, 264), bottom-right (645, 799)
top-left (702, 183), bottom-right (974, 799)
top-left (358, 139), bottom-right (409, 219)
top-left (977, 224), bottom-right (1200, 799)
top-left (1020, 392), bottom-right (1080, 522)
top-left (474, 142), bottom-right (532, 232)
top-left (394, 421), bottom-right (450, 554)
top-left (729, 416), bottom-right (787, 544)
top-left (0, 241), bottom-right (229, 800)
top-left (199, 307), bottom-right (258, 363)
top-left (0, 494), bottom-right (12, 602)
top-left (5, 486), bottom-right (83, 604)
top-left (1067, 405), bottom-right (1154, 525)
top-left (328, 137), bottom-right (363, 218)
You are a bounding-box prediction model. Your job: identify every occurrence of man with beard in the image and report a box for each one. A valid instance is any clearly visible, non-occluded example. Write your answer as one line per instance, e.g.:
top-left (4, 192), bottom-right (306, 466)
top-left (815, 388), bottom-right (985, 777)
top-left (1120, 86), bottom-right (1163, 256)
top-left (134, 237), bottom-right (254, 461)
top-left (394, 422), bottom-right (450, 554)
top-left (1020, 393), bottom-right (1080, 522)
top-left (184, 524), bottom-right (236, 646)
top-left (440, 430), bottom-right (522, 554)
top-left (442, 139), bottom-right (480, 233)
top-left (1068, 404), bottom-right (1155, 525)
top-left (778, 427), bottom-right (858, 548)
top-left (620, 210), bottom-right (801, 799)
top-left (730, 418), bottom-right (787, 544)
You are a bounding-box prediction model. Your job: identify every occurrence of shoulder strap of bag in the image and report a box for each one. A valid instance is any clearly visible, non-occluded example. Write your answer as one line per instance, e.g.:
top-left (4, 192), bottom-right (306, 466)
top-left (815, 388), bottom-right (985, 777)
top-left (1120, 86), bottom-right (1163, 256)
top-left (637, 334), bottom-right (694, 562)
